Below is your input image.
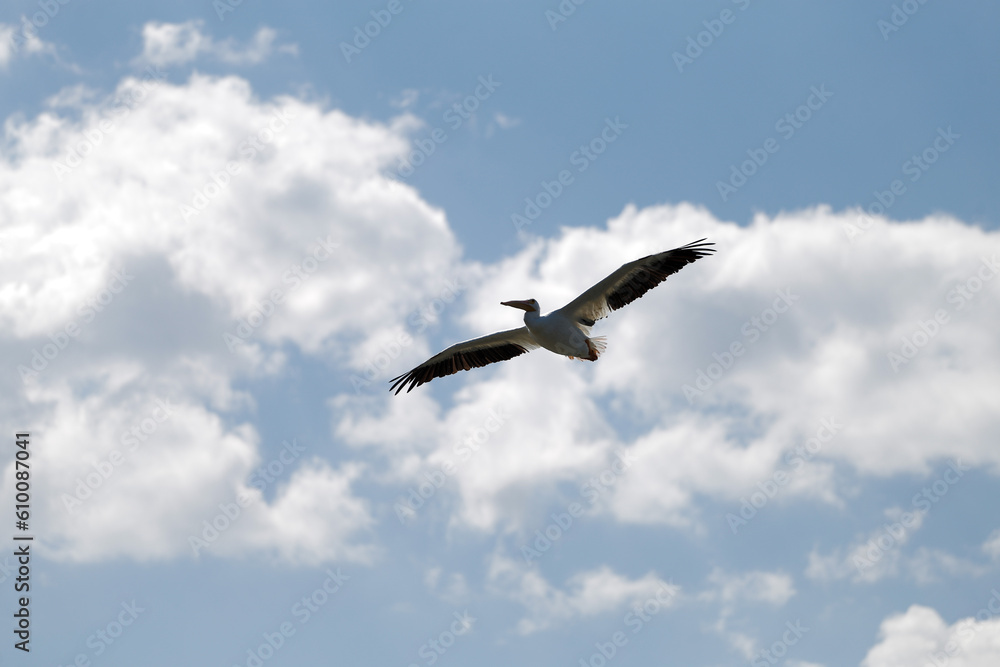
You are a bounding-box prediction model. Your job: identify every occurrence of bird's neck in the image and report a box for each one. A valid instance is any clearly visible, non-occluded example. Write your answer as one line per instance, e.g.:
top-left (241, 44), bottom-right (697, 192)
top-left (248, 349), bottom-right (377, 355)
top-left (524, 310), bottom-right (541, 324)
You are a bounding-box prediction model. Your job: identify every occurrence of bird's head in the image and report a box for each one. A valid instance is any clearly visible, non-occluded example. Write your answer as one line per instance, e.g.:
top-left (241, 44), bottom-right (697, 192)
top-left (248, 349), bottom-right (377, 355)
top-left (500, 298), bottom-right (540, 313)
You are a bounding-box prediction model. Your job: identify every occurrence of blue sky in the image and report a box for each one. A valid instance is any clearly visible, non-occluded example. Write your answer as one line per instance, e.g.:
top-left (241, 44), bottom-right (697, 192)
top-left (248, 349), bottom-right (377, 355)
top-left (1, 1), bottom-right (999, 666)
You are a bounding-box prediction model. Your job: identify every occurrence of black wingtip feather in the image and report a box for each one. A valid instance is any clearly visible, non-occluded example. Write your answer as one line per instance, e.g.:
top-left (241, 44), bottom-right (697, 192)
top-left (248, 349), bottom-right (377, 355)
top-left (604, 239), bottom-right (715, 312)
top-left (389, 342), bottom-right (529, 394)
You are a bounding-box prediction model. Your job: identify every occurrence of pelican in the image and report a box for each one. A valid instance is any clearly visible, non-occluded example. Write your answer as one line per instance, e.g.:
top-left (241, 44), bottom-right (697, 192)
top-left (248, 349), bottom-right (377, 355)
top-left (389, 239), bottom-right (715, 394)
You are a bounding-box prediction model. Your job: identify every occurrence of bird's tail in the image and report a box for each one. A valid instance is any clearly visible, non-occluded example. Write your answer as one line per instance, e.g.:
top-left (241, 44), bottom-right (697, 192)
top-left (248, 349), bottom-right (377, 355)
top-left (585, 336), bottom-right (606, 361)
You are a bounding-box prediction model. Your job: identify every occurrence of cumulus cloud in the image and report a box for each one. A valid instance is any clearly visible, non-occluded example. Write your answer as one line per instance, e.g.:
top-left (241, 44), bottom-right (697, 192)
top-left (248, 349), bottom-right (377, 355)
top-left (337, 355), bottom-right (614, 531)
top-left (336, 202), bottom-right (1000, 535)
top-left (862, 604), bottom-right (1000, 667)
top-left (136, 20), bottom-right (296, 67)
top-left (4, 49), bottom-right (999, 573)
top-left (3, 72), bottom-right (452, 350)
top-left (0, 68), bottom-right (456, 564)
top-left (21, 374), bottom-right (375, 564)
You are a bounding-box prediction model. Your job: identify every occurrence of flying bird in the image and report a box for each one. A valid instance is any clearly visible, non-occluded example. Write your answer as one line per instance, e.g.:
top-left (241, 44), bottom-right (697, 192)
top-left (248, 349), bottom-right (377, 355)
top-left (389, 239), bottom-right (715, 394)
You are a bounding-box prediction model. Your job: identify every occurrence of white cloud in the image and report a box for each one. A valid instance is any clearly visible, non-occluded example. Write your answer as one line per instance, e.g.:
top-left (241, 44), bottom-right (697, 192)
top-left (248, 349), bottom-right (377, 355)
top-left (908, 547), bottom-right (989, 583)
top-left (808, 503), bottom-right (989, 585)
top-left (700, 568), bottom-right (796, 659)
top-left (0, 21), bottom-right (60, 69)
top-left (4, 52), bottom-right (1000, 572)
top-left (862, 604), bottom-right (1000, 667)
top-left (807, 507), bottom-right (926, 583)
top-left (2, 72), bottom-right (453, 350)
top-left (486, 112), bottom-right (521, 137)
top-left (605, 416), bottom-right (784, 528)
top-left (493, 112), bottom-right (520, 129)
top-left (703, 567), bottom-right (797, 608)
top-left (222, 461), bottom-right (377, 565)
top-left (45, 83), bottom-right (99, 108)
top-left (337, 202), bottom-right (1000, 535)
top-left (0, 25), bottom-right (15, 68)
top-left (425, 567), bottom-right (469, 604)
top-left (0, 69), bottom-right (457, 564)
top-left (487, 555), bottom-right (676, 634)
top-left (391, 88), bottom-right (420, 109)
top-left (6, 366), bottom-right (376, 565)
top-left (336, 352), bottom-right (614, 532)
top-left (136, 20), bottom-right (296, 67)
top-left (983, 529), bottom-right (1000, 560)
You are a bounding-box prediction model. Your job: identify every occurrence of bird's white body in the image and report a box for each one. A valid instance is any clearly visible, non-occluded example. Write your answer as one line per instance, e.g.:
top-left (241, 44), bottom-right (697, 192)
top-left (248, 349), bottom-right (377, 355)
top-left (522, 309), bottom-right (592, 358)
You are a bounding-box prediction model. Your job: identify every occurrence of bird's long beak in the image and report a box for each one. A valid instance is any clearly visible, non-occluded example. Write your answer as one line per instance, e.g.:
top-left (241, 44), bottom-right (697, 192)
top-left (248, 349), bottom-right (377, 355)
top-left (501, 300), bottom-right (534, 312)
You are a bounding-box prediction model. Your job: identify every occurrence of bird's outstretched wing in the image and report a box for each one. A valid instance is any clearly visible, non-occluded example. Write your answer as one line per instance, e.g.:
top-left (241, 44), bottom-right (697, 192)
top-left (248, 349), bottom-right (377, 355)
top-left (389, 327), bottom-right (539, 394)
top-left (554, 239), bottom-right (715, 326)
